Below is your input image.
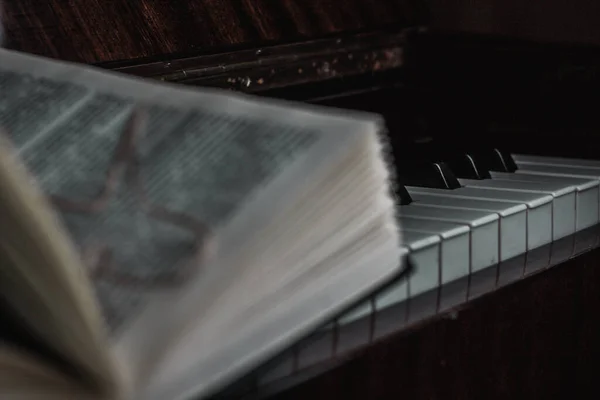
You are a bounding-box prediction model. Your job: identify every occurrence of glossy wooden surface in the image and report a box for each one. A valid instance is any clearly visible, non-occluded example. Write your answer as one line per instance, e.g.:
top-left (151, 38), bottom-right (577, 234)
top-left (2, 0), bottom-right (427, 64)
top-left (269, 247), bottom-right (600, 400)
top-left (6, 0), bottom-right (600, 65)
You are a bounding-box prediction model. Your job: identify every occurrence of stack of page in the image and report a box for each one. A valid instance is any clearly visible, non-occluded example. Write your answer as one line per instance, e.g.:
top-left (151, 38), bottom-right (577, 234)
top-left (0, 47), bottom-right (403, 400)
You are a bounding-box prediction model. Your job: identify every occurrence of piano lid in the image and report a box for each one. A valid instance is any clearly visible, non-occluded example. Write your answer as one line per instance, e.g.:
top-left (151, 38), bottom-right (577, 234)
top-left (2, 0), bottom-right (429, 64)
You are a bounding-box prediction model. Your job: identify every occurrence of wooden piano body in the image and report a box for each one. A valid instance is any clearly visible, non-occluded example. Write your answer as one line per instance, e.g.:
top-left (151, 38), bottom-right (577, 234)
top-left (3, 0), bottom-right (600, 398)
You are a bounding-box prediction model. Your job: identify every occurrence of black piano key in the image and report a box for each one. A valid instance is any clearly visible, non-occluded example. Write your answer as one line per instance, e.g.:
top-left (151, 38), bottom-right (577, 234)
top-left (396, 184), bottom-right (413, 205)
top-left (444, 147), bottom-right (519, 178)
top-left (410, 138), bottom-right (517, 179)
top-left (475, 148), bottom-right (518, 173)
top-left (396, 160), bottom-right (461, 190)
top-left (442, 148), bottom-right (492, 180)
top-left (393, 137), bottom-right (482, 185)
top-left (390, 136), bottom-right (462, 190)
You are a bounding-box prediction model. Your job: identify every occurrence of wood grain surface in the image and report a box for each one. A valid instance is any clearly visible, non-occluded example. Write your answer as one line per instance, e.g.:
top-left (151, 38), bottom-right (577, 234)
top-left (2, 0), bottom-right (427, 64)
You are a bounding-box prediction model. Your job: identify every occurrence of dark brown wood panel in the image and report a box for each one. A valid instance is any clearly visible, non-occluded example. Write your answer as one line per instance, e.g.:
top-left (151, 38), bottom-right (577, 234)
top-left (2, 0), bottom-right (428, 64)
top-left (269, 248), bottom-right (600, 400)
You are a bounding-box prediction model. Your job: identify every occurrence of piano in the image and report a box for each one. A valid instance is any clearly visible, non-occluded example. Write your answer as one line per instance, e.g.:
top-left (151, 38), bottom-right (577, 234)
top-left (3, 0), bottom-right (600, 398)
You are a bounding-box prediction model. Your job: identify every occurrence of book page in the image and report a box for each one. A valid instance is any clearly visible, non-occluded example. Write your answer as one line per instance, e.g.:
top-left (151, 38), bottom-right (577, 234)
top-left (0, 344), bottom-right (97, 399)
top-left (0, 47), bottom-right (385, 392)
top-left (0, 65), bottom-right (336, 337)
top-left (0, 139), bottom-right (124, 397)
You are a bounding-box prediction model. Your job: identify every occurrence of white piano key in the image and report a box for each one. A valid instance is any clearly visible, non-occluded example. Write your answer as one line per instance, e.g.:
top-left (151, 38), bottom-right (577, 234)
top-left (375, 230), bottom-right (438, 309)
top-left (408, 186), bottom-right (553, 251)
top-left (337, 302), bottom-right (372, 326)
top-left (515, 162), bottom-right (600, 186)
top-left (514, 164), bottom-right (600, 179)
top-left (402, 230), bottom-right (441, 299)
top-left (408, 192), bottom-right (527, 261)
top-left (490, 171), bottom-right (600, 230)
top-left (399, 204), bottom-right (499, 273)
top-left (337, 243), bottom-right (412, 327)
top-left (257, 353), bottom-right (294, 385)
top-left (459, 178), bottom-right (576, 241)
top-left (399, 217), bottom-right (470, 284)
top-left (513, 154), bottom-right (600, 169)
top-left (514, 163), bottom-right (600, 230)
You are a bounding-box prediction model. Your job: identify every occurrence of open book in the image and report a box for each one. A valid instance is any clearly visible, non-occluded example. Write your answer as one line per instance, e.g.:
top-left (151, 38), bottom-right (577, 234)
top-left (0, 48), bottom-right (404, 400)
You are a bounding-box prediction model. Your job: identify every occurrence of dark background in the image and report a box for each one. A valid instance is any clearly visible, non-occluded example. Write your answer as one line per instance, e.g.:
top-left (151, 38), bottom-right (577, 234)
top-left (430, 0), bottom-right (600, 45)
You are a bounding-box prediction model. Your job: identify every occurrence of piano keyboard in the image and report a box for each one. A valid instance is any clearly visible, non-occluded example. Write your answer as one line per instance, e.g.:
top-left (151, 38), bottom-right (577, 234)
top-left (370, 153), bottom-right (600, 324)
top-left (255, 152), bottom-right (600, 388)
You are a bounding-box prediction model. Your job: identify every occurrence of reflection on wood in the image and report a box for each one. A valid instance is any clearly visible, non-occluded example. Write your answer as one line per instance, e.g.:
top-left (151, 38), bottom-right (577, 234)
top-left (265, 242), bottom-right (600, 400)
